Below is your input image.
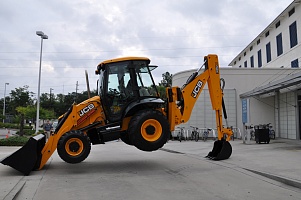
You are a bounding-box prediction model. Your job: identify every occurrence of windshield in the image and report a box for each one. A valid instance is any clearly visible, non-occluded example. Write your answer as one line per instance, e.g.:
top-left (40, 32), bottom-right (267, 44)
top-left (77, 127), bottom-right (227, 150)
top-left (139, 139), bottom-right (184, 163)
top-left (133, 61), bottom-right (158, 97)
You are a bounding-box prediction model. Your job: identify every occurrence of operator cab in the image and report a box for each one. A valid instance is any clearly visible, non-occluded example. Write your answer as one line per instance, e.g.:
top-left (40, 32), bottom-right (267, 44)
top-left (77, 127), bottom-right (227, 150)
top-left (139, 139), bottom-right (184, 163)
top-left (96, 57), bottom-right (160, 122)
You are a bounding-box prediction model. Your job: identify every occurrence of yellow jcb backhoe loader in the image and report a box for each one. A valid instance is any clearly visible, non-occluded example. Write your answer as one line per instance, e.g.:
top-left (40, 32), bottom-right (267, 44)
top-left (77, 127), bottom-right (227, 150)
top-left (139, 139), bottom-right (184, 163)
top-left (1, 54), bottom-right (233, 175)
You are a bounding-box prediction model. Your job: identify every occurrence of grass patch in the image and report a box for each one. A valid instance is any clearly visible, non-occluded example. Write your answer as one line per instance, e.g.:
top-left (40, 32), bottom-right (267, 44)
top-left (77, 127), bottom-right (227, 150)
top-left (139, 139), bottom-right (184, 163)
top-left (0, 136), bottom-right (30, 146)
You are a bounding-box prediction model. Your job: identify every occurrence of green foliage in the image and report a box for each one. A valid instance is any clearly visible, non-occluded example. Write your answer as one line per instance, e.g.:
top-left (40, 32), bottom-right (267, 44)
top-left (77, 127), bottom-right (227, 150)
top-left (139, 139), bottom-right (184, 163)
top-left (0, 122), bottom-right (33, 129)
top-left (156, 86), bottom-right (167, 100)
top-left (0, 136), bottom-right (29, 146)
top-left (159, 72), bottom-right (172, 87)
top-left (16, 129), bottom-right (36, 136)
top-left (9, 86), bottom-right (34, 116)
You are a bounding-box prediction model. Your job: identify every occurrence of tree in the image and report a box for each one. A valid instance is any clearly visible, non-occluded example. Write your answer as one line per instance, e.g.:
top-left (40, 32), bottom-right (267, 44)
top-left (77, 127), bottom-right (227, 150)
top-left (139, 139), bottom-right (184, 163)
top-left (157, 72), bottom-right (172, 100)
top-left (159, 72), bottom-right (172, 87)
top-left (16, 106), bottom-right (35, 136)
top-left (9, 86), bottom-right (34, 116)
top-left (156, 86), bottom-right (167, 100)
top-left (16, 106), bottom-right (56, 135)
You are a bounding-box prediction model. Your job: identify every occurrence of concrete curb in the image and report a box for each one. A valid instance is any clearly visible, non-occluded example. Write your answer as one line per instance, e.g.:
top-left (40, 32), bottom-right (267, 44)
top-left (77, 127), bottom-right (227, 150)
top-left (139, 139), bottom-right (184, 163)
top-left (3, 180), bottom-right (26, 200)
top-left (244, 168), bottom-right (301, 189)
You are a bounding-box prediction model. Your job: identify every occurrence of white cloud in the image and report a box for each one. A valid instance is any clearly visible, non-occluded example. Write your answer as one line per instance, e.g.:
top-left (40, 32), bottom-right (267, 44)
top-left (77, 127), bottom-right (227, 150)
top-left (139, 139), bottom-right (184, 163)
top-left (0, 0), bottom-right (294, 96)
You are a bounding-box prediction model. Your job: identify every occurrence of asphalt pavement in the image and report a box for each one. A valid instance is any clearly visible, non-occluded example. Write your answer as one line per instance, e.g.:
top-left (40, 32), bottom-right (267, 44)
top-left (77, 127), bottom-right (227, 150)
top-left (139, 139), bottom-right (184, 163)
top-left (0, 138), bottom-right (300, 200)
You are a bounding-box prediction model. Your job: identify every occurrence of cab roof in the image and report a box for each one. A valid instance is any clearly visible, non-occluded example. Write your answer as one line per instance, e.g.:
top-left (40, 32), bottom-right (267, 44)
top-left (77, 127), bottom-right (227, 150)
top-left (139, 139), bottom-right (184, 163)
top-left (99, 56), bottom-right (150, 65)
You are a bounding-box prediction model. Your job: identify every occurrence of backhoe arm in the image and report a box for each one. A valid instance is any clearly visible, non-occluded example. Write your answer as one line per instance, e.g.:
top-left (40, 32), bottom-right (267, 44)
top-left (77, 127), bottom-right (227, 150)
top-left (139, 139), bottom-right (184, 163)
top-left (167, 54), bottom-right (232, 160)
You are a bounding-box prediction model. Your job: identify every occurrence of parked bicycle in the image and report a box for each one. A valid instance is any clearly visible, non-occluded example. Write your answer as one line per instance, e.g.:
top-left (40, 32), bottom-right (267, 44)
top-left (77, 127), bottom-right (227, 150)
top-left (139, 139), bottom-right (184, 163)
top-left (190, 126), bottom-right (199, 142)
top-left (267, 123), bottom-right (275, 139)
top-left (177, 127), bottom-right (185, 142)
top-left (202, 128), bottom-right (210, 142)
top-left (230, 127), bottom-right (242, 141)
top-left (244, 125), bottom-right (255, 141)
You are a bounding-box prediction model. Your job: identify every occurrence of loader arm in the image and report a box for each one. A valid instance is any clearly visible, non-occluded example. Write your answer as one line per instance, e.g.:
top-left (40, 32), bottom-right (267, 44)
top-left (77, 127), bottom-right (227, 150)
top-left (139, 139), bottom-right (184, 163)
top-left (1, 96), bottom-right (106, 175)
top-left (167, 54), bottom-right (232, 160)
top-left (38, 96), bottom-right (105, 170)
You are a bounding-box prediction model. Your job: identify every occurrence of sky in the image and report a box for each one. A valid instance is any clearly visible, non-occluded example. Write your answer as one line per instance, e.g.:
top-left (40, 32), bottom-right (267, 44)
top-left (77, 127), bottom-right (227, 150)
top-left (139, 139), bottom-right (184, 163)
top-left (0, 0), bottom-right (294, 100)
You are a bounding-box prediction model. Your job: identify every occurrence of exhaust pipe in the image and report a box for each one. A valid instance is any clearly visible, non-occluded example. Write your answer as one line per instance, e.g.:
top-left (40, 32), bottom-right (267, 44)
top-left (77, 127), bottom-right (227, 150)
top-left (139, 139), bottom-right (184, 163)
top-left (206, 139), bottom-right (232, 160)
top-left (1, 134), bottom-right (46, 175)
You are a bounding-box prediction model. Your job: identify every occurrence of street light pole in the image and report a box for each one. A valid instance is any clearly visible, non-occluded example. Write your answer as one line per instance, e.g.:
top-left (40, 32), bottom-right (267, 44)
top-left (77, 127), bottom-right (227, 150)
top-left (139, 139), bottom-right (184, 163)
top-left (50, 88), bottom-right (53, 107)
top-left (35, 31), bottom-right (48, 133)
top-left (2, 83), bottom-right (9, 123)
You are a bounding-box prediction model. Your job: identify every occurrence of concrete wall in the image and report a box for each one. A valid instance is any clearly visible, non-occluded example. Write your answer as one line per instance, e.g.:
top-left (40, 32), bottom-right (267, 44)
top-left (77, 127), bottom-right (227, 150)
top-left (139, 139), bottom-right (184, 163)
top-left (277, 91), bottom-right (298, 139)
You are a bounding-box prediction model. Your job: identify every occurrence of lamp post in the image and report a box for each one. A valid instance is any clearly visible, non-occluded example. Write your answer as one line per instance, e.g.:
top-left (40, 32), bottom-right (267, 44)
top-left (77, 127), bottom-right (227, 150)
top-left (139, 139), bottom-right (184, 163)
top-left (2, 83), bottom-right (9, 123)
top-left (35, 31), bottom-right (48, 133)
top-left (50, 88), bottom-right (53, 107)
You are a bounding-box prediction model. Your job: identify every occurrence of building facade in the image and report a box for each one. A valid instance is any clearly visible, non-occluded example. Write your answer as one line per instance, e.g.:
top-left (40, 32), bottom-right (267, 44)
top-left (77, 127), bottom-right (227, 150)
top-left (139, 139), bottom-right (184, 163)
top-left (172, 1), bottom-right (301, 140)
top-left (172, 68), bottom-right (300, 140)
top-left (229, 0), bottom-right (300, 70)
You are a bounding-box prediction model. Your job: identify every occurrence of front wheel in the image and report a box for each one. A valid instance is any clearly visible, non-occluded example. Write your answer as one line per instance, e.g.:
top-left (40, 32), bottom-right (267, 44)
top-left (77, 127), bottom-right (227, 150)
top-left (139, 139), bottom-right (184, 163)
top-left (128, 109), bottom-right (170, 151)
top-left (57, 130), bottom-right (91, 164)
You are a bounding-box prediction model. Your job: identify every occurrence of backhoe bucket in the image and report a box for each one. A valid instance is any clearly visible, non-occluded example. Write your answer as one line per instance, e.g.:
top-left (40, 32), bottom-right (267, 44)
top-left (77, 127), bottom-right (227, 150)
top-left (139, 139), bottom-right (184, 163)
top-left (1, 134), bottom-right (46, 175)
top-left (206, 139), bottom-right (232, 160)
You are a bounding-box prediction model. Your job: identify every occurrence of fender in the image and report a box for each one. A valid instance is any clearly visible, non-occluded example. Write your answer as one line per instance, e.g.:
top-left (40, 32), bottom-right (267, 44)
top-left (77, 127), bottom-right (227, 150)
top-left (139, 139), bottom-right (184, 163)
top-left (123, 97), bottom-right (165, 118)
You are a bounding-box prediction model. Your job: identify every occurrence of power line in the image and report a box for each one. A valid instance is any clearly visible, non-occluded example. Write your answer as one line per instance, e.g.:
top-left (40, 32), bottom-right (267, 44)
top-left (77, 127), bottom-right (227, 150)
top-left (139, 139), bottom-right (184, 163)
top-left (0, 46), bottom-right (244, 54)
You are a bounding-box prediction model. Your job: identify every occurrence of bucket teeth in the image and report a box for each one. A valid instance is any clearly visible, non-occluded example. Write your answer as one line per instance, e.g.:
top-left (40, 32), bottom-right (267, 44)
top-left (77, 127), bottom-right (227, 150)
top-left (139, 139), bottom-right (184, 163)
top-left (206, 139), bottom-right (232, 160)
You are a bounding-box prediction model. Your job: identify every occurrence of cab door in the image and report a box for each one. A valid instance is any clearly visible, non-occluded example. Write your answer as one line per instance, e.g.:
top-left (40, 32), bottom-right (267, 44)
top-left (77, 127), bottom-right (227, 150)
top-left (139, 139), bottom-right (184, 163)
top-left (102, 61), bottom-right (136, 122)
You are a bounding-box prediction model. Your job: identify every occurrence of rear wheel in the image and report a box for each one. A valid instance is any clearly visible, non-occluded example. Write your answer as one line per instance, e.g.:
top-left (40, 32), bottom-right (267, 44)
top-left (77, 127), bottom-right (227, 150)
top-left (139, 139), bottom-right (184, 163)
top-left (128, 109), bottom-right (169, 151)
top-left (57, 130), bottom-right (91, 163)
top-left (120, 133), bottom-right (132, 145)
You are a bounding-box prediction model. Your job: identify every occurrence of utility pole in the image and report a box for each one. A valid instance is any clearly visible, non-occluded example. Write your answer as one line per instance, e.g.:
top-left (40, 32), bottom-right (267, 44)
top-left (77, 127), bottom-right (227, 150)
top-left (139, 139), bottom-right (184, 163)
top-left (50, 88), bottom-right (53, 108)
top-left (75, 81), bottom-right (79, 102)
top-left (3, 83), bottom-right (9, 123)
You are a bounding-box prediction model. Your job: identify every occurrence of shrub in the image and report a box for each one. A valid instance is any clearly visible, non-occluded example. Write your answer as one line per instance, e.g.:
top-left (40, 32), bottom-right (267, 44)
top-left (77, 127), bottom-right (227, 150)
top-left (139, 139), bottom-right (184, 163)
top-left (0, 136), bottom-right (29, 146)
top-left (16, 129), bottom-right (36, 136)
top-left (0, 122), bottom-right (32, 130)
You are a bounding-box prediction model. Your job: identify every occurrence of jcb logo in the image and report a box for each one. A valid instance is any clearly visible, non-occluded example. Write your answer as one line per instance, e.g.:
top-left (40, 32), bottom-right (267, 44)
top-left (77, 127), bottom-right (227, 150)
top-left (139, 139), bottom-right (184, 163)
top-left (79, 104), bottom-right (95, 117)
top-left (191, 81), bottom-right (203, 98)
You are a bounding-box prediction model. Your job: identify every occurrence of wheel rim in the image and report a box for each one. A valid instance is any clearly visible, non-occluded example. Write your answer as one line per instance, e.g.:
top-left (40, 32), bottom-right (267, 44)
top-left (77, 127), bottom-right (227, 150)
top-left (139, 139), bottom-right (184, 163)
top-left (141, 119), bottom-right (162, 142)
top-left (65, 138), bottom-right (84, 156)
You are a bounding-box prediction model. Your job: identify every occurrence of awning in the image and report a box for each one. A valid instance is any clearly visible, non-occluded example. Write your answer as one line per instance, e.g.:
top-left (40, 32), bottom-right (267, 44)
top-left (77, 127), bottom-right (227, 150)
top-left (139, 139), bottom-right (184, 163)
top-left (240, 71), bottom-right (301, 98)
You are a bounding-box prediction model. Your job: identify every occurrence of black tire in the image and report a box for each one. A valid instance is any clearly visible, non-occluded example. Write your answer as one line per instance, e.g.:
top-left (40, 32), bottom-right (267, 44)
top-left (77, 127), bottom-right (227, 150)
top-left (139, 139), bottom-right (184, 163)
top-left (195, 133), bottom-right (199, 142)
top-left (57, 130), bottom-right (91, 164)
top-left (178, 132), bottom-right (182, 142)
top-left (120, 133), bottom-right (132, 145)
top-left (128, 109), bottom-right (170, 152)
top-left (191, 132), bottom-right (194, 141)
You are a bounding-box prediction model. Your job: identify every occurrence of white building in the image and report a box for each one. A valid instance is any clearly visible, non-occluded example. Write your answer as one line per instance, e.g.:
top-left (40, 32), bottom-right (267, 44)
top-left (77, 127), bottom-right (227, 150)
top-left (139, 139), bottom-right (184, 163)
top-left (173, 0), bottom-right (301, 140)
top-left (229, 0), bottom-right (300, 69)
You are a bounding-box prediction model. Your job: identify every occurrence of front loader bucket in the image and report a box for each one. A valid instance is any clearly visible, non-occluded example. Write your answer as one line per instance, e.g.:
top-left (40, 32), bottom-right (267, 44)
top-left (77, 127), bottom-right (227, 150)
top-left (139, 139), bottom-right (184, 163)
top-left (206, 139), bottom-right (232, 160)
top-left (1, 134), bottom-right (46, 175)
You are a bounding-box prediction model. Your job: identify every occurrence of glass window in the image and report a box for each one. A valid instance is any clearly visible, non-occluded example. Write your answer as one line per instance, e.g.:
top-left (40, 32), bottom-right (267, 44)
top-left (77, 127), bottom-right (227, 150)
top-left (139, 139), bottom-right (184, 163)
top-left (276, 33), bottom-right (283, 56)
top-left (291, 59), bottom-right (299, 68)
top-left (289, 7), bottom-right (295, 17)
top-left (250, 56), bottom-right (254, 68)
top-left (105, 61), bottom-right (135, 117)
top-left (266, 42), bottom-right (271, 63)
top-left (258, 50), bottom-right (262, 68)
top-left (289, 21), bottom-right (298, 48)
top-left (244, 61), bottom-right (247, 68)
top-left (133, 61), bottom-right (158, 97)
